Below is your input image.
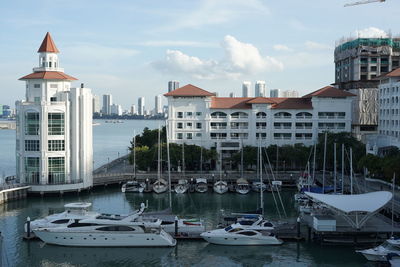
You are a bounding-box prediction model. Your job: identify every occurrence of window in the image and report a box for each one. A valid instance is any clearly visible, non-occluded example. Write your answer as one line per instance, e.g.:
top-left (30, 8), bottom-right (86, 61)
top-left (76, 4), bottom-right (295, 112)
top-left (25, 140), bottom-right (39, 151)
top-left (196, 112), bottom-right (202, 116)
top-left (211, 112), bottom-right (227, 118)
top-left (50, 97), bottom-right (57, 102)
top-left (48, 140), bottom-right (65, 151)
top-left (96, 226), bottom-right (134, 231)
top-left (256, 133), bottom-right (266, 139)
top-left (186, 122), bottom-right (192, 128)
top-left (25, 112), bottom-right (39, 135)
top-left (50, 84), bottom-right (58, 89)
top-left (187, 112), bottom-right (193, 117)
top-left (34, 84), bottom-right (41, 88)
top-left (34, 97), bottom-right (40, 103)
top-left (52, 219), bottom-right (70, 224)
top-left (25, 157), bottom-right (39, 184)
top-left (370, 66), bottom-right (377, 72)
top-left (196, 123), bottom-right (202, 129)
top-left (177, 112), bottom-right (183, 118)
top-left (274, 112), bottom-right (291, 118)
top-left (177, 133), bottom-right (183, 139)
top-left (256, 112), bottom-right (266, 119)
top-left (48, 113), bottom-right (64, 135)
top-left (48, 157), bottom-right (65, 184)
top-left (186, 133), bottom-right (193, 139)
top-left (177, 122), bottom-right (183, 129)
top-left (196, 133), bottom-right (202, 137)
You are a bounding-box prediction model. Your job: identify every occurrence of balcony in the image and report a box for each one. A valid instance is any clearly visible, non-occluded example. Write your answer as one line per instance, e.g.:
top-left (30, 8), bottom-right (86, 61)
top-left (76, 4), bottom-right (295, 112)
top-left (211, 126), bottom-right (227, 130)
top-left (296, 115), bottom-right (312, 119)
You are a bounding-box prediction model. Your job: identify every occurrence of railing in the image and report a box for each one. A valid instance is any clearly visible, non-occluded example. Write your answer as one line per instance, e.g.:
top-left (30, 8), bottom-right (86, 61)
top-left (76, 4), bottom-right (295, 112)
top-left (211, 126), bottom-right (227, 129)
top-left (256, 126), bottom-right (266, 129)
top-left (211, 136), bottom-right (227, 140)
top-left (211, 115), bottom-right (227, 119)
top-left (231, 115), bottom-right (248, 119)
top-left (231, 126), bottom-right (248, 129)
top-left (256, 116), bottom-right (266, 119)
top-left (296, 116), bottom-right (312, 119)
top-left (274, 115), bottom-right (291, 119)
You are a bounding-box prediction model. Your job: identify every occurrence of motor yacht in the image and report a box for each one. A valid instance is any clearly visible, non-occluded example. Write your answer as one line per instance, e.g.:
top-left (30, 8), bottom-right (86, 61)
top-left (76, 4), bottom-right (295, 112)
top-left (357, 238), bottom-right (400, 262)
top-left (213, 180), bottom-right (228, 194)
top-left (121, 180), bottom-right (145, 193)
top-left (235, 178), bottom-right (250, 194)
top-left (174, 179), bottom-right (189, 194)
top-left (153, 179), bottom-right (168, 194)
top-left (195, 178), bottom-right (208, 193)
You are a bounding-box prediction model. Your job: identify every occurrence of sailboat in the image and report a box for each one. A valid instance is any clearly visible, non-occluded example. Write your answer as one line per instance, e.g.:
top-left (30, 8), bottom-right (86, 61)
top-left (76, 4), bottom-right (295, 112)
top-left (213, 151), bottom-right (228, 194)
top-left (252, 143), bottom-right (266, 192)
top-left (152, 126), bottom-right (168, 194)
top-left (122, 131), bottom-right (145, 193)
top-left (195, 146), bottom-right (208, 193)
top-left (174, 143), bottom-right (189, 194)
top-left (235, 143), bottom-right (250, 194)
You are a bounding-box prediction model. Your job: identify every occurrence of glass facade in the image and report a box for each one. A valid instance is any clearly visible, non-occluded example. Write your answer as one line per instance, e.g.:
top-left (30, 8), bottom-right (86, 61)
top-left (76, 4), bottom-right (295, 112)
top-left (48, 140), bottom-right (65, 151)
top-left (25, 112), bottom-right (39, 135)
top-left (24, 157), bottom-right (40, 184)
top-left (25, 140), bottom-right (40, 151)
top-left (48, 157), bottom-right (65, 184)
top-left (48, 113), bottom-right (64, 135)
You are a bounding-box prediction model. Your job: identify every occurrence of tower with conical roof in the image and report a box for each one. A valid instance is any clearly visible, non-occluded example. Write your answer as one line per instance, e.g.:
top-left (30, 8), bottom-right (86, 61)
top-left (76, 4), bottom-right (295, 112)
top-left (16, 33), bottom-right (93, 193)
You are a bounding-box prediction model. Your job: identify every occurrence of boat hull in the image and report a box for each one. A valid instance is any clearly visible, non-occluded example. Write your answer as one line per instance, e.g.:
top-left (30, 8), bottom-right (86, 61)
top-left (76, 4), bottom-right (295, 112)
top-left (213, 182), bottom-right (228, 194)
top-left (201, 234), bottom-right (282, 246)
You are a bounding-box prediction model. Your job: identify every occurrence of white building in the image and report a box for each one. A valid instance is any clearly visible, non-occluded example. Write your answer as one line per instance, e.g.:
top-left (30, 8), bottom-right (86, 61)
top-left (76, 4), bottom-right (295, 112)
top-left (168, 81), bottom-right (179, 92)
top-left (255, 81), bottom-right (266, 97)
top-left (111, 104), bottom-right (122, 116)
top-left (138, 97), bottom-right (145, 115)
top-left (16, 32), bottom-right (93, 193)
top-left (270, 89), bottom-right (281, 97)
top-left (102, 94), bottom-right (112, 115)
top-left (155, 95), bottom-right (162, 114)
top-left (242, 81), bottom-right (251, 97)
top-left (366, 68), bottom-right (400, 154)
top-left (92, 94), bottom-right (100, 113)
top-left (165, 84), bottom-right (354, 155)
top-left (130, 104), bottom-right (137, 115)
top-left (282, 90), bottom-right (299, 98)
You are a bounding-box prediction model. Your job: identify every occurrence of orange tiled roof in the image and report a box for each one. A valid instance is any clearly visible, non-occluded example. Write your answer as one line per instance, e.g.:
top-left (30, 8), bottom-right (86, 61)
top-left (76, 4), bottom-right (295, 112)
top-left (271, 98), bottom-right (312, 109)
top-left (164, 84), bottom-right (216, 97)
top-left (384, 67), bottom-right (400, 77)
top-left (211, 97), bottom-right (253, 109)
top-left (246, 97), bottom-right (276, 104)
top-left (19, 71), bottom-right (78, 80)
top-left (38, 32), bottom-right (59, 53)
top-left (302, 86), bottom-right (355, 98)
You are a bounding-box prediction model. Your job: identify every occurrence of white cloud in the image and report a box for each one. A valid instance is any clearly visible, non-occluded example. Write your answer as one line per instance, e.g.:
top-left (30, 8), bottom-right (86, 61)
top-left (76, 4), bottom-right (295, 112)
top-left (152, 35), bottom-right (283, 80)
top-left (273, 44), bottom-right (292, 52)
top-left (304, 41), bottom-right (332, 51)
top-left (355, 27), bottom-right (388, 38)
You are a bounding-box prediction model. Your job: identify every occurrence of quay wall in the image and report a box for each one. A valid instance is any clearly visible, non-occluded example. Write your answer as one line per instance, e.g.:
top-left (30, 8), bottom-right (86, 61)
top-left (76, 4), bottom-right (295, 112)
top-left (0, 186), bottom-right (30, 204)
top-left (0, 121), bottom-right (16, 130)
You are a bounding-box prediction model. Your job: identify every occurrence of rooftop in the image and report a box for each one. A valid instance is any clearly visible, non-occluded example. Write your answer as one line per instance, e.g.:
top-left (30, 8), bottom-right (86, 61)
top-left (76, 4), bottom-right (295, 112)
top-left (19, 71), bottom-right (77, 81)
top-left (164, 84), bottom-right (216, 97)
top-left (302, 86), bottom-right (355, 98)
top-left (37, 32), bottom-right (59, 53)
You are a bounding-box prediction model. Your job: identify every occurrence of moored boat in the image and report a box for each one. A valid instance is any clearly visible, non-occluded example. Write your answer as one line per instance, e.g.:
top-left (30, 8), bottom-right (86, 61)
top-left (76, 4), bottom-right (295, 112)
top-left (121, 180), bottom-right (145, 193)
top-left (174, 179), bottom-right (189, 194)
top-left (235, 178), bottom-right (250, 194)
top-left (195, 178), bottom-right (208, 193)
top-left (213, 180), bottom-right (228, 194)
top-left (357, 238), bottom-right (400, 262)
top-left (251, 181), bottom-right (266, 192)
top-left (153, 178), bottom-right (168, 194)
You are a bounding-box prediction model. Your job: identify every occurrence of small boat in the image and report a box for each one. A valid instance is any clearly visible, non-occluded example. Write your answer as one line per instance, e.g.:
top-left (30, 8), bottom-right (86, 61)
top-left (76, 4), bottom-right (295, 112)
top-left (153, 179), bottom-right (168, 194)
top-left (357, 238), bottom-right (400, 262)
top-left (252, 181), bottom-right (266, 192)
top-left (235, 178), bottom-right (250, 194)
top-left (121, 180), bottom-right (145, 193)
top-left (267, 181), bottom-right (282, 192)
top-left (174, 179), bottom-right (189, 194)
top-left (195, 178), bottom-right (208, 193)
top-left (213, 180), bottom-right (228, 194)
top-left (201, 215), bottom-right (282, 246)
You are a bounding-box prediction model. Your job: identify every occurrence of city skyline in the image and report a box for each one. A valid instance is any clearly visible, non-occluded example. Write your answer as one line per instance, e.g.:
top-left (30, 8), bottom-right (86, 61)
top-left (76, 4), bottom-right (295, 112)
top-left (1, 0), bottom-right (400, 109)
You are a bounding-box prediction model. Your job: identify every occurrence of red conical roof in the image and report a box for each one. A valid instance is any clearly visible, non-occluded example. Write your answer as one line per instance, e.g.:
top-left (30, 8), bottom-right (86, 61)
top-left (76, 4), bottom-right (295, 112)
top-left (37, 32), bottom-right (59, 53)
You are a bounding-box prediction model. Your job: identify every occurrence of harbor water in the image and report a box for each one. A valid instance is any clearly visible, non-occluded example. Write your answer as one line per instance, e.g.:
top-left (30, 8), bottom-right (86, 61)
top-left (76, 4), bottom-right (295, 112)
top-left (0, 120), bottom-right (368, 266)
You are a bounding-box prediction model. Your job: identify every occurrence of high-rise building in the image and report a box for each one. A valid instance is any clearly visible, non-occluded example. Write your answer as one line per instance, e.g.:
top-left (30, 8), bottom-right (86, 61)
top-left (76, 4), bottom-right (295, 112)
top-left (16, 32), bottom-right (93, 193)
top-left (92, 94), bottom-right (100, 114)
top-left (229, 92), bottom-right (236, 98)
top-left (270, 89), bottom-right (281, 97)
top-left (111, 104), bottom-right (122, 116)
top-left (102, 94), bottom-right (112, 115)
top-left (255, 81), bottom-right (266, 97)
top-left (138, 97), bottom-right (145, 115)
top-left (242, 81), bottom-right (251, 97)
top-left (168, 81), bottom-right (180, 92)
top-left (130, 104), bottom-right (137, 115)
top-left (282, 90), bottom-right (299, 98)
top-left (155, 95), bottom-right (162, 114)
top-left (334, 36), bottom-right (400, 139)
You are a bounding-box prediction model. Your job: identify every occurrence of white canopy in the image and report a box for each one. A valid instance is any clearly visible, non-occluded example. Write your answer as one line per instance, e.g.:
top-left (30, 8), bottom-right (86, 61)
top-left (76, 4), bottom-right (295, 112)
top-left (305, 191), bottom-right (392, 214)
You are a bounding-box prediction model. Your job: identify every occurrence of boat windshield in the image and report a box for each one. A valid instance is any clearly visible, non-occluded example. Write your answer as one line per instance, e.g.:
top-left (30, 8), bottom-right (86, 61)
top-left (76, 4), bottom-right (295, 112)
top-left (382, 242), bottom-right (397, 250)
top-left (224, 226), bottom-right (233, 231)
top-left (238, 220), bottom-right (255, 226)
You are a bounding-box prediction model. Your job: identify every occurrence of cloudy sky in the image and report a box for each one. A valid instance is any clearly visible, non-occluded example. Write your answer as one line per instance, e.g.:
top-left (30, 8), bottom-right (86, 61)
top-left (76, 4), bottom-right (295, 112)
top-left (1, 0), bottom-right (399, 110)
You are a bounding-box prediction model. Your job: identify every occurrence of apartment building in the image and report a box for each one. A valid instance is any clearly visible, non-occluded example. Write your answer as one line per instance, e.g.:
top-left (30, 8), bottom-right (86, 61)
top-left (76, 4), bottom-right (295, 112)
top-left (165, 84), bottom-right (354, 155)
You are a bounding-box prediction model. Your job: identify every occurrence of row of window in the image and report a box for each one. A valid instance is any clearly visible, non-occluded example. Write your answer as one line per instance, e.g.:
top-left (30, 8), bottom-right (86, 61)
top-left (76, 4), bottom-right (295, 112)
top-left (379, 120), bottom-right (400, 127)
top-left (176, 111), bottom-right (202, 118)
top-left (380, 86), bottom-right (400, 95)
top-left (24, 156), bottom-right (65, 184)
top-left (24, 140), bottom-right (65, 151)
top-left (380, 109), bottom-right (400, 116)
top-left (208, 122), bottom-right (313, 130)
top-left (176, 132), bottom-right (313, 140)
top-left (25, 112), bottom-right (64, 136)
top-left (177, 122), bottom-right (202, 129)
top-left (379, 130), bottom-right (400, 138)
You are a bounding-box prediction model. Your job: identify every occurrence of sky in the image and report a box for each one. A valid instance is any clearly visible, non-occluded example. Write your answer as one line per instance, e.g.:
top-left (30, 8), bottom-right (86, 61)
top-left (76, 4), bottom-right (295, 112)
top-left (1, 0), bottom-right (399, 111)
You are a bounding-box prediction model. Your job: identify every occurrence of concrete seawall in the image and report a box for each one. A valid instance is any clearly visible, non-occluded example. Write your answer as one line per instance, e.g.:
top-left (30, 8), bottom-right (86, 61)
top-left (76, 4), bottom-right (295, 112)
top-left (0, 186), bottom-right (30, 204)
top-left (0, 121), bottom-right (16, 130)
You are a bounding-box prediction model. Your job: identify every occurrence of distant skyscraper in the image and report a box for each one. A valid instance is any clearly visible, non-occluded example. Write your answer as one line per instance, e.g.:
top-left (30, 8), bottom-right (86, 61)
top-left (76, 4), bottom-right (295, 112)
top-left (242, 81), bottom-right (251, 97)
top-left (229, 92), bottom-right (236, 98)
top-left (92, 95), bottom-right (100, 114)
top-left (138, 97), bottom-right (145, 115)
top-left (111, 104), bottom-right (122, 116)
top-left (155, 95), bottom-right (162, 114)
top-left (255, 81), bottom-right (266, 97)
top-left (270, 89), bottom-right (281, 97)
top-left (168, 81), bottom-right (180, 92)
top-left (102, 94), bottom-right (112, 115)
top-left (282, 90), bottom-right (299, 98)
top-left (130, 104), bottom-right (137, 115)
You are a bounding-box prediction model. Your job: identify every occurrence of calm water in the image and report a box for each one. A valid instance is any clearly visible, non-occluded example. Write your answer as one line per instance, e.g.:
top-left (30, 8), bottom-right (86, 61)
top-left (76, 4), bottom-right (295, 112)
top-left (0, 119), bottom-right (369, 266)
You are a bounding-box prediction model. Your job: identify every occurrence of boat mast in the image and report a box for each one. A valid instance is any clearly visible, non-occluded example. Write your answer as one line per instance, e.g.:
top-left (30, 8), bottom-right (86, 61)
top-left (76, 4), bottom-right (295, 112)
top-left (307, 160), bottom-right (311, 192)
top-left (334, 142), bottom-right (337, 194)
top-left (392, 173), bottom-right (395, 237)
top-left (133, 130), bottom-right (136, 178)
top-left (322, 132), bottom-right (327, 194)
top-left (259, 142), bottom-right (264, 215)
top-left (312, 143), bottom-right (316, 186)
top-left (341, 143), bottom-right (345, 194)
top-left (166, 121), bottom-right (172, 208)
top-left (200, 143), bottom-right (203, 175)
top-left (241, 138), bottom-right (244, 178)
top-left (350, 147), bottom-right (353, 195)
top-left (276, 145), bottom-right (279, 180)
top-left (219, 149), bottom-right (223, 181)
top-left (157, 124), bottom-right (161, 180)
top-left (182, 143), bottom-right (185, 177)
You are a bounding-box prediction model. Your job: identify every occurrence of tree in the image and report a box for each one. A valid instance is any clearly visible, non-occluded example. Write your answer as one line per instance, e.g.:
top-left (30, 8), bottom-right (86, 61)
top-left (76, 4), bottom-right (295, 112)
top-left (358, 154), bottom-right (382, 178)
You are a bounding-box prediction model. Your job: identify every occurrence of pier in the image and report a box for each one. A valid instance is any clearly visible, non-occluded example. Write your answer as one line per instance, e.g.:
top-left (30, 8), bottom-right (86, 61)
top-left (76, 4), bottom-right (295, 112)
top-left (0, 184), bottom-right (30, 204)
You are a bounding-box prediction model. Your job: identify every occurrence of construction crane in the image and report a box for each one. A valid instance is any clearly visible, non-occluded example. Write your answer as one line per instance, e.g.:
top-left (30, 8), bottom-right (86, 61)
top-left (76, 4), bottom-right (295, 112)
top-left (344, 0), bottom-right (385, 7)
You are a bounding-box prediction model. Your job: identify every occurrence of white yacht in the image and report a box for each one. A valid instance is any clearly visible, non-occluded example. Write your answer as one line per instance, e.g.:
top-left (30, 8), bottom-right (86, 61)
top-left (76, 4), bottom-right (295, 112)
top-left (251, 181), bottom-right (266, 192)
top-left (174, 179), bottom-right (189, 194)
top-left (34, 222), bottom-right (176, 247)
top-left (357, 238), bottom-right (400, 262)
top-left (235, 178), bottom-right (250, 194)
top-left (213, 180), bottom-right (228, 194)
top-left (153, 179), bottom-right (168, 194)
top-left (195, 178), bottom-right (208, 193)
top-left (201, 215), bottom-right (282, 246)
top-left (121, 180), bottom-right (145, 193)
